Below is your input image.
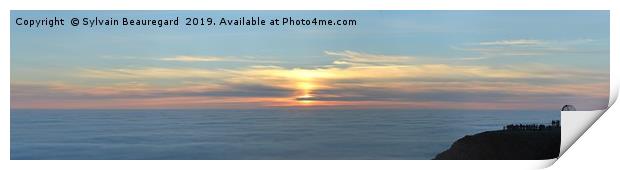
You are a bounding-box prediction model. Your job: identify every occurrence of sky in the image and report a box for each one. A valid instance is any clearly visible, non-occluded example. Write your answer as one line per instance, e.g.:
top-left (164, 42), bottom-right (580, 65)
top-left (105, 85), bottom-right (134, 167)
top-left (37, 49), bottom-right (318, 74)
top-left (10, 11), bottom-right (610, 110)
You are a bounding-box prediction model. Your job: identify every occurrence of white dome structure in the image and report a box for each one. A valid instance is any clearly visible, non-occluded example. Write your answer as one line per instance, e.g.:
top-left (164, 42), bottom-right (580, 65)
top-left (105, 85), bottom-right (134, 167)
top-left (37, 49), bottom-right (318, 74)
top-left (561, 105), bottom-right (576, 111)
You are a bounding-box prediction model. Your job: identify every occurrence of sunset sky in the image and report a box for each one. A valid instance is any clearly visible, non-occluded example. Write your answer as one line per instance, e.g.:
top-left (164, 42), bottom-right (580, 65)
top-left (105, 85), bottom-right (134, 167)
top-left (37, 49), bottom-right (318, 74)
top-left (11, 11), bottom-right (610, 110)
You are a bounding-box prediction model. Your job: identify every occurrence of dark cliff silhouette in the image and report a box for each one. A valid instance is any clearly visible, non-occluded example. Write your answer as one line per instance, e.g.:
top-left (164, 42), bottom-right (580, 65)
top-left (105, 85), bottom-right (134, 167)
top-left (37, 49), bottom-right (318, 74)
top-left (434, 120), bottom-right (560, 160)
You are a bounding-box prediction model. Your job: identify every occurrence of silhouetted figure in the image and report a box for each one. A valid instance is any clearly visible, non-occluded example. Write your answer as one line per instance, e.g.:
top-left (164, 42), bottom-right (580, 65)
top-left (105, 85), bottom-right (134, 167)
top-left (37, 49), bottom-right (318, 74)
top-left (503, 120), bottom-right (560, 131)
top-left (551, 120), bottom-right (560, 128)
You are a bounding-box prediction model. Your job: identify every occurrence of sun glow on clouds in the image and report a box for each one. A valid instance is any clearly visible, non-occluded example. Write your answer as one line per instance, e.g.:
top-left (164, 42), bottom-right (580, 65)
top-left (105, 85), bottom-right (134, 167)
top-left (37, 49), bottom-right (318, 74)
top-left (295, 82), bottom-right (317, 105)
top-left (10, 49), bottom-right (610, 110)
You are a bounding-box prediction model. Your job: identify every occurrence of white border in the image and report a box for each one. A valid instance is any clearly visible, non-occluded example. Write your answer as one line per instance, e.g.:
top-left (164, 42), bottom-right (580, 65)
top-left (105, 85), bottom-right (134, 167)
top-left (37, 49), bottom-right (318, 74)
top-left (2, 0), bottom-right (618, 170)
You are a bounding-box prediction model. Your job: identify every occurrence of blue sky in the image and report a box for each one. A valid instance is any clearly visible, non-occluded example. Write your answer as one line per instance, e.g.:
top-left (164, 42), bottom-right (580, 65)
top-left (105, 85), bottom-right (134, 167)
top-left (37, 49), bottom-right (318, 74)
top-left (10, 11), bottom-right (610, 109)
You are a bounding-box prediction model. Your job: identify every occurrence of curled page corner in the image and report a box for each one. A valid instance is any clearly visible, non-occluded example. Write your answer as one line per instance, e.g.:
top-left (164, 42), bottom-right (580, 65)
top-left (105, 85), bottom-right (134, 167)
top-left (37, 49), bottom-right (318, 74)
top-left (560, 109), bottom-right (606, 156)
top-left (538, 158), bottom-right (560, 169)
top-left (559, 60), bottom-right (618, 158)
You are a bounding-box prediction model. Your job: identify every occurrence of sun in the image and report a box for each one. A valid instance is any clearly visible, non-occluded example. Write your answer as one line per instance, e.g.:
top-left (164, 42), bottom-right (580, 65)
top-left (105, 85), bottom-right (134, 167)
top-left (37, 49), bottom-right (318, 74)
top-left (297, 94), bottom-right (315, 104)
top-left (295, 82), bottom-right (316, 105)
top-left (289, 69), bottom-right (327, 106)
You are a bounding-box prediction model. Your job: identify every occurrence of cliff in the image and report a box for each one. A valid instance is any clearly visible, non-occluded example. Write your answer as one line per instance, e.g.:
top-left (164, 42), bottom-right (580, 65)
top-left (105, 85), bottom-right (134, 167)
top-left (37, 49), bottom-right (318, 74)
top-left (434, 128), bottom-right (560, 160)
